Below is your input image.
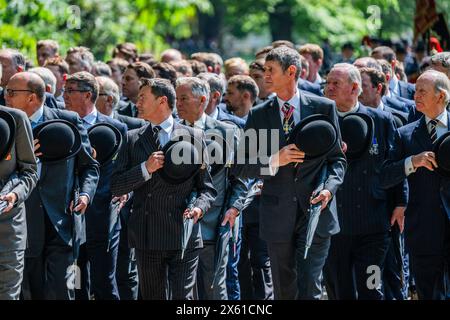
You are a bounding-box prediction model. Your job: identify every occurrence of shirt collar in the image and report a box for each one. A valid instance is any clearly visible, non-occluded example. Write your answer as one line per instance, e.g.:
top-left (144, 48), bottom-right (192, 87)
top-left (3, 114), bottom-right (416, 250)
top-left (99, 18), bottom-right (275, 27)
top-left (82, 106), bottom-right (98, 126)
top-left (210, 107), bottom-right (219, 120)
top-left (389, 75), bottom-right (399, 95)
top-left (377, 100), bottom-right (385, 111)
top-left (29, 103), bottom-right (45, 123)
top-left (184, 113), bottom-right (207, 130)
top-left (276, 90), bottom-right (300, 110)
top-left (337, 102), bottom-right (360, 117)
top-left (152, 114), bottom-right (174, 134)
top-left (425, 109), bottom-right (448, 127)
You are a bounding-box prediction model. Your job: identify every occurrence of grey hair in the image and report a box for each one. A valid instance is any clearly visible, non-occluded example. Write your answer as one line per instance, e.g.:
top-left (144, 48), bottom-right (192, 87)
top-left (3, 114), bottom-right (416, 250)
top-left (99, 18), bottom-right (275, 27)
top-left (176, 76), bottom-right (210, 110)
top-left (96, 76), bottom-right (120, 109)
top-left (29, 67), bottom-right (57, 94)
top-left (430, 52), bottom-right (450, 75)
top-left (197, 72), bottom-right (225, 96)
top-left (422, 69), bottom-right (450, 104)
top-left (332, 63), bottom-right (363, 96)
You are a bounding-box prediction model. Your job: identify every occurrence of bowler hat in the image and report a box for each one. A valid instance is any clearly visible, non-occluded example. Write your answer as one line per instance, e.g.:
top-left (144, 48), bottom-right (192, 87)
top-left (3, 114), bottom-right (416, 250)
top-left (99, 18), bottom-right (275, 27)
top-left (0, 109), bottom-right (16, 161)
top-left (433, 131), bottom-right (450, 177)
top-left (88, 123), bottom-right (122, 165)
top-left (289, 114), bottom-right (338, 160)
top-left (341, 113), bottom-right (374, 160)
top-left (158, 138), bottom-right (203, 184)
top-left (33, 119), bottom-right (82, 163)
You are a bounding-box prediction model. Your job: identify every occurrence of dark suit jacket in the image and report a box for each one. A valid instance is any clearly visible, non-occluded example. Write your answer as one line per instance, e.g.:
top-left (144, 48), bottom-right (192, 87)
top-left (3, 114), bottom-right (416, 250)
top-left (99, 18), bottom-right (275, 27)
top-left (336, 104), bottom-right (408, 236)
top-left (0, 106), bottom-right (38, 252)
top-left (381, 115), bottom-right (450, 255)
top-left (216, 107), bottom-right (246, 128)
top-left (232, 93), bottom-right (347, 242)
top-left (382, 95), bottom-right (412, 114)
top-left (44, 92), bottom-right (65, 110)
top-left (298, 79), bottom-right (323, 97)
top-left (111, 122), bottom-right (217, 251)
top-left (117, 99), bottom-right (137, 118)
top-left (113, 112), bottom-right (146, 130)
top-left (25, 106), bottom-right (100, 257)
top-left (84, 112), bottom-right (127, 243)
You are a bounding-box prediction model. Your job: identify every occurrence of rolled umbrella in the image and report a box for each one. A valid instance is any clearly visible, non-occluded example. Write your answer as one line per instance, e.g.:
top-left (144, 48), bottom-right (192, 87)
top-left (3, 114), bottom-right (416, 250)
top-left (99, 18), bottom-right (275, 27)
top-left (0, 172), bottom-right (20, 215)
top-left (304, 165), bottom-right (328, 260)
top-left (181, 191), bottom-right (197, 259)
top-left (71, 173), bottom-right (83, 262)
top-left (390, 224), bottom-right (405, 287)
top-left (211, 222), bottom-right (232, 289)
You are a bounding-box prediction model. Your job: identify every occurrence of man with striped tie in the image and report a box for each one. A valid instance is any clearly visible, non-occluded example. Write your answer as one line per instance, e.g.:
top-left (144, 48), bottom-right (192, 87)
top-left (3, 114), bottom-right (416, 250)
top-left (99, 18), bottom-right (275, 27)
top-left (381, 70), bottom-right (450, 300)
top-left (232, 46), bottom-right (346, 299)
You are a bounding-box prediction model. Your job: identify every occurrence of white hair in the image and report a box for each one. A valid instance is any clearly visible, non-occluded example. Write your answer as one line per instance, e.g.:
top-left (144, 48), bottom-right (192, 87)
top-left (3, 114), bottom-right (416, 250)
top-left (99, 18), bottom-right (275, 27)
top-left (96, 76), bottom-right (120, 109)
top-left (29, 67), bottom-right (57, 94)
top-left (422, 69), bottom-right (450, 105)
top-left (176, 76), bottom-right (210, 110)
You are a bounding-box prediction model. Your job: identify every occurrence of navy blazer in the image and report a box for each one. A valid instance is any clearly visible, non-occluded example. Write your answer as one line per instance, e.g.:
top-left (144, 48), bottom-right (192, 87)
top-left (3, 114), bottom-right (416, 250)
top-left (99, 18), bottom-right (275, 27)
top-left (397, 80), bottom-right (415, 101)
top-left (382, 95), bottom-right (412, 114)
top-left (336, 104), bottom-right (408, 236)
top-left (25, 106), bottom-right (100, 257)
top-left (298, 78), bottom-right (323, 97)
top-left (84, 112), bottom-right (127, 243)
top-left (381, 115), bottom-right (450, 255)
top-left (232, 93), bottom-right (347, 242)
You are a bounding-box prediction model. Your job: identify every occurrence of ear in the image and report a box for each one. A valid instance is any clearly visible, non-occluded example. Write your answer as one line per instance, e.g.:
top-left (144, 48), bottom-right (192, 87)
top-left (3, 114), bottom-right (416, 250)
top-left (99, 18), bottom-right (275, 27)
top-left (288, 65), bottom-right (297, 78)
top-left (45, 84), bottom-right (52, 93)
top-left (207, 66), bottom-right (213, 73)
top-left (317, 58), bottom-right (323, 67)
top-left (17, 66), bottom-right (24, 72)
top-left (376, 83), bottom-right (383, 95)
top-left (243, 91), bottom-right (251, 100)
top-left (385, 73), bottom-right (391, 82)
top-left (352, 83), bottom-right (359, 95)
top-left (212, 91), bottom-right (221, 100)
top-left (107, 95), bottom-right (113, 104)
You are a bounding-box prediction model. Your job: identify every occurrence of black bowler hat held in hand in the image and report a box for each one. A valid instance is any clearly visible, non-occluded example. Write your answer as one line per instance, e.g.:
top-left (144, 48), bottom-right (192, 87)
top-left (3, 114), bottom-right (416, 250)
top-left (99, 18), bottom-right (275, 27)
top-left (289, 114), bottom-right (338, 160)
top-left (88, 122), bottom-right (122, 165)
top-left (340, 113), bottom-right (374, 161)
top-left (0, 109), bottom-right (16, 161)
top-left (158, 138), bottom-right (203, 185)
top-left (33, 119), bottom-right (82, 163)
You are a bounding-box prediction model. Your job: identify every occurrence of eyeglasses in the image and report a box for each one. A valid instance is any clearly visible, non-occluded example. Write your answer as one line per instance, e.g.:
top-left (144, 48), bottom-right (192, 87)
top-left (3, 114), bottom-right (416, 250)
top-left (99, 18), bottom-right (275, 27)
top-left (64, 89), bottom-right (91, 94)
top-left (98, 93), bottom-right (109, 96)
top-left (5, 88), bottom-right (34, 97)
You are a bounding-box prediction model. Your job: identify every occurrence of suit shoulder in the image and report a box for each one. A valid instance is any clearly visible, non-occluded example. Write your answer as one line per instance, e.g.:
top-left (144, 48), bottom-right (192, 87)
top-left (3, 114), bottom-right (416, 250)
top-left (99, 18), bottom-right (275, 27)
top-left (53, 109), bottom-right (81, 124)
top-left (0, 105), bottom-right (28, 122)
top-left (398, 120), bottom-right (418, 136)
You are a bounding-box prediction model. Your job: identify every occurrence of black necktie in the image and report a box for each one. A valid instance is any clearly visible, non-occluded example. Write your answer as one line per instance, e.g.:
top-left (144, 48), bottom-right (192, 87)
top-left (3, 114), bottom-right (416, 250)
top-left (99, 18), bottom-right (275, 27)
top-left (429, 119), bottom-right (439, 145)
top-left (152, 125), bottom-right (162, 150)
top-left (281, 102), bottom-right (295, 140)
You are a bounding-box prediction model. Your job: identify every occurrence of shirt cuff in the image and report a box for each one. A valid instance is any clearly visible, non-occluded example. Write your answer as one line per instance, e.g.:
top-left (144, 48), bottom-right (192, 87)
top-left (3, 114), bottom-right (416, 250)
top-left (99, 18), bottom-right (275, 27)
top-left (141, 162), bottom-right (152, 181)
top-left (79, 193), bottom-right (90, 204)
top-left (268, 155), bottom-right (279, 176)
top-left (404, 156), bottom-right (416, 176)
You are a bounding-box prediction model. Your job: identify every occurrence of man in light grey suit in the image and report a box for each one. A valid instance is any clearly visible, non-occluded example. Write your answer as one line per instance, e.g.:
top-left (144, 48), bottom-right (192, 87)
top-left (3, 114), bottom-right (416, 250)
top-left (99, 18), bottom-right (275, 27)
top-left (176, 77), bottom-right (248, 299)
top-left (0, 69), bottom-right (38, 299)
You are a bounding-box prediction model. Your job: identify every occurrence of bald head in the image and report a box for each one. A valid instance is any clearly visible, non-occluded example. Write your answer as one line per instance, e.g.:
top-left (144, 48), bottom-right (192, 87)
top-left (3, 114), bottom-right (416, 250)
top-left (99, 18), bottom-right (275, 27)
top-left (5, 72), bottom-right (45, 116)
top-left (161, 49), bottom-right (182, 63)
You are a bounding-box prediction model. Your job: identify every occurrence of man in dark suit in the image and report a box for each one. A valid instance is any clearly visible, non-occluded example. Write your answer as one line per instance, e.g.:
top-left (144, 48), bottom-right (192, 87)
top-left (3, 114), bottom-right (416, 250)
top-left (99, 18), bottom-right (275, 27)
top-left (372, 46), bottom-right (415, 100)
top-left (111, 78), bottom-right (217, 300)
top-left (176, 76), bottom-right (248, 300)
top-left (232, 46), bottom-right (347, 299)
top-left (298, 55), bottom-right (323, 97)
top-left (323, 63), bottom-right (407, 299)
top-left (197, 72), bottom-right (246, 128)
top-left (0, 102), bottom-right (38, 300)
top-left (0, 49), bottom-right (26, 106)
top-left (6, 72), bottom-right (99, 300)
top-left (96, 76), bottom-right (143, 299)
top-left (381, 70), bottom-right (450, 300)
top-left (118, 62), bottom-right (155, 118)
top-left (64, 72), bottom-right (127, 300)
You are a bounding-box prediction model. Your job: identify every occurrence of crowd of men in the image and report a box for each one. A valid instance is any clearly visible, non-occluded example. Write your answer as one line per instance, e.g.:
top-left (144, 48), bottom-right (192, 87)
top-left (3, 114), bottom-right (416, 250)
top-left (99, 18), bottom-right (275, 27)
top-left (0, 38), bottom-right (449, 300)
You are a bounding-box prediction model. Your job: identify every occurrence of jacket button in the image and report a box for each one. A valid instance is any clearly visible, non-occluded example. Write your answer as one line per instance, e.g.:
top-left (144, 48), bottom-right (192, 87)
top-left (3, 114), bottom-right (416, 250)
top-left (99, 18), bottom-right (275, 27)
top-left (293, 197), bottom-right (297, 202)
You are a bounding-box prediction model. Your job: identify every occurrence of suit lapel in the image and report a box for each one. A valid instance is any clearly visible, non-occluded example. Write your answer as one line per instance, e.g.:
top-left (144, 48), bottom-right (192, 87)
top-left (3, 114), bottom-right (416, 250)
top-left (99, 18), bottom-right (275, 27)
top-left (413, 116), bottom-right (432, 151)
top-left (299, 90), bottom-right (315, 121)
top-left (266, 99), bottom-right (287, 147)
top-left (137, 123), bottom-right (157, 157)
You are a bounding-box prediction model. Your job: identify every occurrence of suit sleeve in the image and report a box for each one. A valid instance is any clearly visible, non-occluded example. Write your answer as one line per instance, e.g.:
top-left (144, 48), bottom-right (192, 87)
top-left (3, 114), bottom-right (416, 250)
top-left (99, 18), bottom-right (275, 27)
top-left (323, 103), bottom-right (347, 196)
top-left (10, 111), bottom-right (38, 204)
top-left (110, 131), bottom-right (149, 196)
top-left (193, 131), bottom-right (217, 215)
top-left (74, 115), bottom-right (100, 201)
top-left (381, 128), bottom-right (409, 189)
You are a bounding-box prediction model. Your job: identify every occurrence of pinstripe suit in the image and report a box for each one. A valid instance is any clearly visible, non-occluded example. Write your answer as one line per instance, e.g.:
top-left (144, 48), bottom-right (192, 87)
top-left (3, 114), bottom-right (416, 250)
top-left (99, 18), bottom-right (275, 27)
top-left (324, 104), bottom-right (407, 300)
top-left (111, 120), bottom-right (216, 299)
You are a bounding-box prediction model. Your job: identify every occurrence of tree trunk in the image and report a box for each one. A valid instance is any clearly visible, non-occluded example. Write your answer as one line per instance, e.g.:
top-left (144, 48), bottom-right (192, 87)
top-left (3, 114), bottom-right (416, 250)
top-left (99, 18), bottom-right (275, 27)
top-left (268, 0), bottom-right (294, 41)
